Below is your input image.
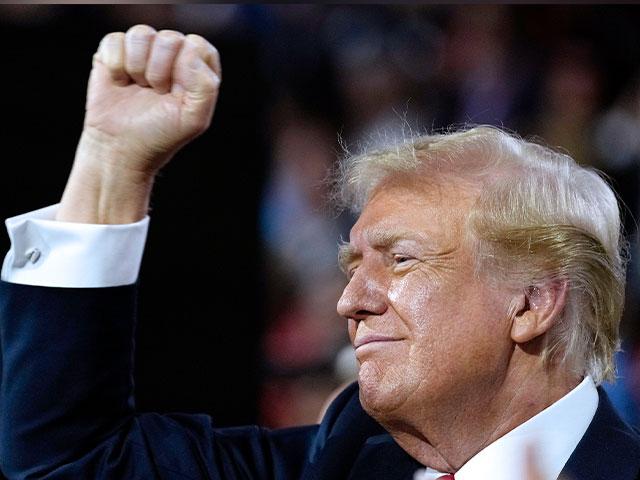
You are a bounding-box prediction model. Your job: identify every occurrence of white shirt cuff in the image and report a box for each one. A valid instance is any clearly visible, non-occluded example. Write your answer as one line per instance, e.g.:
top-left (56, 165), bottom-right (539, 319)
top-left (1, 204), bottom-right (149, 288)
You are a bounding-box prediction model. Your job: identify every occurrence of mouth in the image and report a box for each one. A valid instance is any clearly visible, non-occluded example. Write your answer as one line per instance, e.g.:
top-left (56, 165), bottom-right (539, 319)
top-left (353, 335), bottom-right (401, 350)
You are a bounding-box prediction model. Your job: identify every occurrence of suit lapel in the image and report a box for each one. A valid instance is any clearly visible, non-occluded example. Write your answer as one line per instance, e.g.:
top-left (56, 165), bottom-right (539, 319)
top-left (301, 383), bottom-right (386, 479)
top-left (304, 384), bottom-right (640, 480)
top-left (562, 387), bottom-right (640, 480)
top-left (301, 383), bottom-right (420, 479)
top-left (347, 433), bottom-right (423, 480)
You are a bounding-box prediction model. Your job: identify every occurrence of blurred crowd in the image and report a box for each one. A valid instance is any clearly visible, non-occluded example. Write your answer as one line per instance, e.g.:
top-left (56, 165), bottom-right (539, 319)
top-left (3, 4), bottom-right (640, 428)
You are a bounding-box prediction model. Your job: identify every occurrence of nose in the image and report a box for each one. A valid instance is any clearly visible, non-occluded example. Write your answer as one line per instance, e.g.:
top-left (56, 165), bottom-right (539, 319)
top-left (337, 268), bottom-right (387, 320)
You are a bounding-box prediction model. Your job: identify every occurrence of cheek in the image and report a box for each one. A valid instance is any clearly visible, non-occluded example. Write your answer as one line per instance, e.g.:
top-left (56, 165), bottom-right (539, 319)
top-left (387, 272), bottom-right (437, 333)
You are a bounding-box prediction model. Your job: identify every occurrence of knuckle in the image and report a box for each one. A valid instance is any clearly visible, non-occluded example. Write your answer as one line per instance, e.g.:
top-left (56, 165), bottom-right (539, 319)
top-left (154, 31), bottom-right (184, 52)
top-left (185, 34), bottom-right (214, 55)
top-left (157, 29), bottom-right (184, 41)
top-left (127, 24), bottom-right (156, 36)
top-left (183, 35), bottom-right (220, 74)
top-left (126, 25), bottom-right (155, 50)
top-left (185, 33), bottom-right (206, 45)
top-left (98, 32), bottom-right (124, 56)
top-left (102, 31), bottom-right (124, 44)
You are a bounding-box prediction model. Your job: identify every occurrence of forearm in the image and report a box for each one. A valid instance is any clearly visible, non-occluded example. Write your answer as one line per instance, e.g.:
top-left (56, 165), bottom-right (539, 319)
top-left (0, 24), bottom-right (223, 477)
top-left (57, 128), bottom-right (157, 225)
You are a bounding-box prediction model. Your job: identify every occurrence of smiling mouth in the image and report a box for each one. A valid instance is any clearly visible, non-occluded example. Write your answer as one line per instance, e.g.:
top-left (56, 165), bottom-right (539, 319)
top-left (353, 335), bottom-right (401, 349)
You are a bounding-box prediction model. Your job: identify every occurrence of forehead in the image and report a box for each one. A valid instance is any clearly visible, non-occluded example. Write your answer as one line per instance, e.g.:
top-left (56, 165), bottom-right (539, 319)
top-left (349, 179), bottom-right (475, 247)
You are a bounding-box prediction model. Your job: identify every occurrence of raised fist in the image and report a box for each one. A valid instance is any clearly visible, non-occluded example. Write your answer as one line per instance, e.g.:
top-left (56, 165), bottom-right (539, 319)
top-left (58, 25), bottom-right (221, 224)
top-left (84, 24), bottom-right (221, 177)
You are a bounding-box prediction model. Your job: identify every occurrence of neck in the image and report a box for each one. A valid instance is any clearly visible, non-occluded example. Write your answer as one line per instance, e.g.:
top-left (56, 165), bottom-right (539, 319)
top-left (380, 364), bottom-right (581, 472)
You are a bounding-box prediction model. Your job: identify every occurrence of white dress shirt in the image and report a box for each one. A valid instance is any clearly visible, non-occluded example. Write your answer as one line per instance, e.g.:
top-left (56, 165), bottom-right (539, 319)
top-left (1, 205), bottom-right (599, 479)
top-left (414, 375), bottom-right (598, 480)
top-left (1, 204), bottom-right (148, 287)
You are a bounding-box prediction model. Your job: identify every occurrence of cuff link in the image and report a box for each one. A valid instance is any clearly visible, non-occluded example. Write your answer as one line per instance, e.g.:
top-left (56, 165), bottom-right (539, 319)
top-left (25, 247), bottom-right (41, 264)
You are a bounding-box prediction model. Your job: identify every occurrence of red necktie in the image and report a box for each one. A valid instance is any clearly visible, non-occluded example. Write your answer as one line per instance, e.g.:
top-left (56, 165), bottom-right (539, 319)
top-left (437, 475), bottom-right (455, 480)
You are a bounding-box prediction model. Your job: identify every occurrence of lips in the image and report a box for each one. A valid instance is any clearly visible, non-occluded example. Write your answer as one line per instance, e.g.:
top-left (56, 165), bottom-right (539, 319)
top-left (353, 334), bottom-right (401, 349)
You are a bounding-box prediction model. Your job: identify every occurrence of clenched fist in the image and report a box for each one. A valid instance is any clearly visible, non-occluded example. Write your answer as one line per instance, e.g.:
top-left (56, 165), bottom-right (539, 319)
top-left (58, 25), bottom-right (221, 224)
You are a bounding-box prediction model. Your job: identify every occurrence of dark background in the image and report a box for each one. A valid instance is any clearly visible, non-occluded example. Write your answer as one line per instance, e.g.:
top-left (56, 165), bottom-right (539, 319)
top-left (1, 5), bottom-right (640, 429)
top-left (0, 5), bottom-right (268, 426)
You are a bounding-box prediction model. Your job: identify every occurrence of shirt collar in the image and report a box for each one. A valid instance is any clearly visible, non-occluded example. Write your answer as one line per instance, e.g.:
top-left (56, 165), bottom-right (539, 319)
top-left (414, 376), bottom-right (598, 480)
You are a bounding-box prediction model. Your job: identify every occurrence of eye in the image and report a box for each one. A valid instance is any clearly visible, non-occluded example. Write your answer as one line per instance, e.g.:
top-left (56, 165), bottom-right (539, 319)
top-left (393, 254), bottom-right (413, 265)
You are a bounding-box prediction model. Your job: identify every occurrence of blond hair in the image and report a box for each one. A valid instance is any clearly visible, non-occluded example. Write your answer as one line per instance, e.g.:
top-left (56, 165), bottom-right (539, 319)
top-left (335, 126), bottom-right (626, 384)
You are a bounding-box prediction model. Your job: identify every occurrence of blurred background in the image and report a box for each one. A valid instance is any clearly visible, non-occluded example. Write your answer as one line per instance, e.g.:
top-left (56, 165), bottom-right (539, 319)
top-left (1, 4), bottom-right (639, 430)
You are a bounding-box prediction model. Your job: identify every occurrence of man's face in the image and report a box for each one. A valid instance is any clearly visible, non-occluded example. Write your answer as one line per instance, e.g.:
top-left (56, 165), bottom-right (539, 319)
top-left (337, 180), bottom-right (513, 420)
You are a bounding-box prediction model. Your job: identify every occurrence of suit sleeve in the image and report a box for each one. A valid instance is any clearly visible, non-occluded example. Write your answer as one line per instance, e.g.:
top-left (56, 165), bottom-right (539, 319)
top-left (0, 281), bottom-right (317, 479)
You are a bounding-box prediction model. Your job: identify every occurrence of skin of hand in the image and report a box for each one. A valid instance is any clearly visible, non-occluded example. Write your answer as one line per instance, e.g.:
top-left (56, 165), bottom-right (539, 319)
top-left (56, 24), bottom-right (221, 224)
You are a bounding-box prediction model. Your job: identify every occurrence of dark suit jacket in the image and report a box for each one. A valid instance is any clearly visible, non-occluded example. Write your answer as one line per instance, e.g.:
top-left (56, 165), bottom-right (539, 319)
top-left (0, 282), bottom-right (638, 479)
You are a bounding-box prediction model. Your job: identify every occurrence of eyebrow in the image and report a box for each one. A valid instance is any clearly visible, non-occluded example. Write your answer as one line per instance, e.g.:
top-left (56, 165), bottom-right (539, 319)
top-left (338, 241), bottom-right (359, 274)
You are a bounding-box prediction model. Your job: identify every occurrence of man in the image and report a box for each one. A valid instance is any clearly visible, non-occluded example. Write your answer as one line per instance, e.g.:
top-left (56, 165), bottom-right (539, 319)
top-left (0, 24), bottom-right (638, 480)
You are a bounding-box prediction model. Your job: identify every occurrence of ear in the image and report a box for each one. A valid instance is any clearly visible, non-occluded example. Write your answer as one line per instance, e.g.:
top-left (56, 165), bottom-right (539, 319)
top-left (510, 280), bottom-right (568, 344)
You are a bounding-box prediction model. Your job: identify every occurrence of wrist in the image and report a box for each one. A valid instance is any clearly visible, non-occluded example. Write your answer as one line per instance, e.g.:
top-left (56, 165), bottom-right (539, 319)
top-left (56, 130), bottom-right (157, 224)
top-left (75, 127), bottom-right (165, 181)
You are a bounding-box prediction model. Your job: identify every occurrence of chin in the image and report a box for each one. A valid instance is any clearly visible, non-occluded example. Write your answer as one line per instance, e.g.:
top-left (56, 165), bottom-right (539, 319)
top-left (357, 360), bottom-right (412, 417)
